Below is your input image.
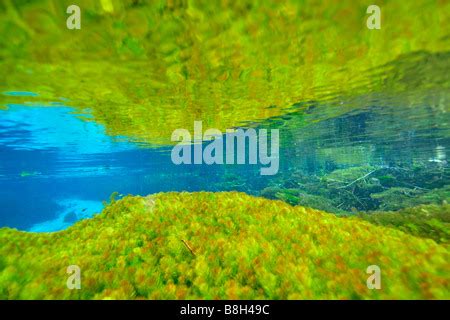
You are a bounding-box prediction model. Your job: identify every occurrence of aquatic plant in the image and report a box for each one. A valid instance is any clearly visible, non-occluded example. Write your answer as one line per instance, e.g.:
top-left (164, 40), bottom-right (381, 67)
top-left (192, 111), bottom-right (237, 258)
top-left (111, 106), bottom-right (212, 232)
top-left (370, 187), bottom-right (424, 211)
top-left (370, 186), bottom-right (450, 211)
top-left (260, 187), bottom-right (345, 214)
top-left (358, 203), bottom-right (450, 244)
top-left (254, 163), bottom-right (449, 214)
top-left (0, 192), bottom-right (448, 299)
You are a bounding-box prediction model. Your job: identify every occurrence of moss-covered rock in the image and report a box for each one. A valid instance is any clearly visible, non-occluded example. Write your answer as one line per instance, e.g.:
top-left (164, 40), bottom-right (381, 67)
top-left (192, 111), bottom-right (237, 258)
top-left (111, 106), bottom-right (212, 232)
top-left (0, 192), bottom-right (449, 299)
top-left (358, 203), bottom-right (450, 244)
top-left (261, 187), bottom-right (346, 214)
top-left (370, 186), bottom-right (450, 211)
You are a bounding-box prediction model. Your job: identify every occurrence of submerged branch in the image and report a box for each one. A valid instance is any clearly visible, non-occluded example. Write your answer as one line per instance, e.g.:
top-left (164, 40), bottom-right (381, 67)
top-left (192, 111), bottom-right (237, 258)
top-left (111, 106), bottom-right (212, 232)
top-left (337, 169), bottom-right (378, 189)
top-left (181, 239), bottom-right (196, 257)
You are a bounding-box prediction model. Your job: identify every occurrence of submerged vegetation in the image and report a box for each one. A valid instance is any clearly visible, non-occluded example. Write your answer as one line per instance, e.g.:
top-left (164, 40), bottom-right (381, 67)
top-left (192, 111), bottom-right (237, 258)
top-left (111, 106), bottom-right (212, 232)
top-left (256, 163), bottom-right (449, 214)
top-left (0, 192), bottom-right (449, 300)
top-left (358, 204), bottom-right (450, 245)
top-left (246, 162), bottom-right (450, 244)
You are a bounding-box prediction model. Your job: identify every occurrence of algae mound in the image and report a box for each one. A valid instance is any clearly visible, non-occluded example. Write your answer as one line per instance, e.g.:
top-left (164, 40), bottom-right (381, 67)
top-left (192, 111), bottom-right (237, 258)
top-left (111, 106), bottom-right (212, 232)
top-left (0, 192), bottom-right (449, 299)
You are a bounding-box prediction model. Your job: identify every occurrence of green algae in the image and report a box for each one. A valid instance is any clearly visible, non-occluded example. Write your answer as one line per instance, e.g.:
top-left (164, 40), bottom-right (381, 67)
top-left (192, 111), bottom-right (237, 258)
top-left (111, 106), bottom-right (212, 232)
top-left (0, 192), bottom-right (449, 299)
top-left (1, 0), bottom-right (449, 145)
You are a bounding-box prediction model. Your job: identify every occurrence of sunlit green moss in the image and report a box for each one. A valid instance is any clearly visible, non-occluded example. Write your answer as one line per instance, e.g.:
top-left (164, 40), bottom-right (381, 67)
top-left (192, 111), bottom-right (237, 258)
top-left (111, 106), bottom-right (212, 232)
top-left (0, 192), bottom-right (449, 299)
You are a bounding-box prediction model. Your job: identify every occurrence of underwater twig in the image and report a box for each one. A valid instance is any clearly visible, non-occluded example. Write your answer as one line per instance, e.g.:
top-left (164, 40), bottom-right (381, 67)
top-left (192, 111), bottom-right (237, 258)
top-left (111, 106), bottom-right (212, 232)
top-left (337, 169), bottom-right (378, 189)
top-left (402, 183), bottom-right (430, 191)
top-left (181, 239), bottom-right (196, 257)
top-left (390, 166), bottom-right (411, 172)
top-left (341, 188), bottom-right (366, 209)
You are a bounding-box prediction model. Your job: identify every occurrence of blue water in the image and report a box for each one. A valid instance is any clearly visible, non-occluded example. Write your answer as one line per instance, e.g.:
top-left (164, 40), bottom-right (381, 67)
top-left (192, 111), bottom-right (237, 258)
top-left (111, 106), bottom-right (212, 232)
top-left (0, 103), bottom-right (250, 231)
top-left (2, 91), bottom-right (39, 97)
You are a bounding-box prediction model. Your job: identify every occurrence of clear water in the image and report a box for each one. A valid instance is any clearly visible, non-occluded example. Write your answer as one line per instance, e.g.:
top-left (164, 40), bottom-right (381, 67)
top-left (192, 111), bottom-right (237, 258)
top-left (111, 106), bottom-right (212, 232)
top-left (1, 89), bottom-right (448, 231)
top-left (0, 101), bottom-right (260, 231)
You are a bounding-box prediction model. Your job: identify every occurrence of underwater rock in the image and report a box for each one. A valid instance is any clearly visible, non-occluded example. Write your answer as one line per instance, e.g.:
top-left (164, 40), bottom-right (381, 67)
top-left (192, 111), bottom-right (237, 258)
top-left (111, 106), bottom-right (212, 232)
top-left (260, 186), bottom-right (283, 199)
top-left (63, 212), bottom-right (77, 223)
top-left (358, 203), bottom-right (450, 244)
top-left (370, 186), bottom-right (450, 211)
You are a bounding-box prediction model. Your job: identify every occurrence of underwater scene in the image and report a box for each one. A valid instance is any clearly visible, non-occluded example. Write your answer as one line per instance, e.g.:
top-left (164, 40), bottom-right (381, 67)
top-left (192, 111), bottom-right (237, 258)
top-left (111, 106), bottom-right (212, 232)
top-left (0, 0), bottom-right (449, 300)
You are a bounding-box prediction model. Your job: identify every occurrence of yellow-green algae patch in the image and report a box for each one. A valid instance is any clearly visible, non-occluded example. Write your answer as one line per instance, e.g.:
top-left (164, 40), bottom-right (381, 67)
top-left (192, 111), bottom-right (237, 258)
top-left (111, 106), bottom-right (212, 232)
top-left (0, 192), bottom-right (448, 299)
